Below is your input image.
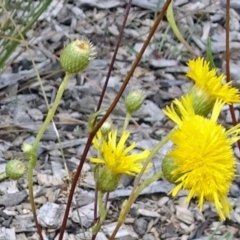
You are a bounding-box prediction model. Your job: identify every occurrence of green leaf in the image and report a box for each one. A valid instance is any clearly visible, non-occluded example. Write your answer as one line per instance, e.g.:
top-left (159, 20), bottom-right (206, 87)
top-left (206, 38), bottom-right (216, 71)
top-left (88, 108), bottom-right (108, 132)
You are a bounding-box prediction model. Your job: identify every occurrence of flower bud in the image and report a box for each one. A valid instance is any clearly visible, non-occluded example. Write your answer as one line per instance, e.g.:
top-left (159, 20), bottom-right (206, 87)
top-left (188, 85), bottom-right (215, 116)
top-left (22, 142), bottom-right (33, 153)
top-left (100, 118), bottom-right (112, 136)
top-left (125, 89), bottom-right (145, 114)
top-left (5, 159), bottom-right (26, 180)
top-left (97, 166), bottom-right (121, 193)
top-left (60, 38), bottom-right (96, 74)
top-left (162, 156), bottom-right (181, 184)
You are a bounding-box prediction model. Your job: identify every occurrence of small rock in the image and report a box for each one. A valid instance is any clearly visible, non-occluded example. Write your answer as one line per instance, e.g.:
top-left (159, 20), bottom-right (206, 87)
top-left (176, 206), bottom-right (194, 225)
top-left (149, 59), bottom-right (178, 68)
top-left (0, 227), bottom-right (16, 240)
top-left (128, 0), bottom-right (164, 10)
top-left (37, 173), bottom-right (63, 186)
top-left (78, 0), bottom-right (123, 9)
top-left (108, 24), bottom-right (119, 36)
top-left (71, 203), bottom-right (94, 228)
top-left (13, 107), bottom-right (31, 124)
top-left (95, 232), bottom-right (109, 240)
top-left (137, 100), bottom-right (164, 123)
top-left (134, 42), bottom-right (152, 59)
top-left (14, 215), bottom-right (36, 232)
top-left (137, 209), bottom-right (160, 218)
top-left (229, 9), bottom-right (240, 31)
top-left (0, 190), bottom-right (28, 207)
top-left (102, 222), bottom-right (138, 239)
top-left (38, 202), bottom-right (65, 229)
top-left (230, 183), bottom-right (240, 197)
top-left (158, 196), bottom-right (169, 207)
top-left (232, 212), bottom-right (240, 224)
top-left (221, 0), bottom-right (240, 9)
top-left (133, 217), bottom-right (148, 236)
top-left (100, 76), bottom-right (121, 89)
top-left (27, 108), bottom-right (43, 121)
top-left (142, 234), bottom-right (155, 240)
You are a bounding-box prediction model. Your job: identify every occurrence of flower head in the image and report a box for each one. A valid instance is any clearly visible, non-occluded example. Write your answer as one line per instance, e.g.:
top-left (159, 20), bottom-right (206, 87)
top-left (187, 58), bottom-right (240, 105)
top-left (5, 159), bottom-right (26, 180)
top-left (164, 97), bottom-right (240, 220)
top-left (91, 130), bottom-right (150, 176)
top-left (125, 89), bottom-right (145, 114)
top-left (60, 38), bottom-right (96, 73)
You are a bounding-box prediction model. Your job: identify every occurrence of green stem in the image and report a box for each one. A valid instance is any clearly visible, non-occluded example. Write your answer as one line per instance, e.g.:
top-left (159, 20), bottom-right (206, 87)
top-left (118, 171), bottom-right (163, 222)
top-left (32, 72), bottom-right (72, 151)
top-left (109, 128), bottom-right (176, 240)
top-left (0, 172), bottom-right (7, 182)
top-left (92, 191), bottom-right (107, 236)
top-left (24, 150), bottom-right (43, 240)
top-left (133, 171), bottom-right (163, 201)
top-left (122, 112), bottom-right (131, 133)
top-left (23, 72), bottom-right (71, 240)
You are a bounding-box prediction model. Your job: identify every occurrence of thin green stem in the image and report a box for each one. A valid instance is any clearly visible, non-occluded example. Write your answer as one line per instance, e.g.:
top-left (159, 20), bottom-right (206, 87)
top-left (109, 128), bottom-right (176, 240)
top-left (0, 172), bottom-right (7, 182)
top-left (92, 191), bottom-right (107, 238)
top-left (118, 171), bottom-right (163, 223)
top-left (24, 72), bottom-right (71, 240)
top-left (133, 171), bottom-right (163, 201)
top-left (122, 112), bottom-right (131, 133)
top-left (25, 150), bottom-right (43, 240)
top-left (32, 72), bottom-right (72, 151)
top-left (166, 0), bottom-right (198, 57)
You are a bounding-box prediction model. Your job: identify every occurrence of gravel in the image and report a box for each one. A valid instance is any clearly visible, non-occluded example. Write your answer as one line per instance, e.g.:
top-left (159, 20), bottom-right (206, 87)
top-left (1, 0), bottom-right (240, 239)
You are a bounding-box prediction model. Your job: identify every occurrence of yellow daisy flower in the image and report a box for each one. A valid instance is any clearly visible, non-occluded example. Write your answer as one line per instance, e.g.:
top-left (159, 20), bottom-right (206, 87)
top-left (90, 129), bottom-right (150, 176)
top-left (187, 57), bottom-right (240, 104)
top-left (164, 97), bottom-right (240, 220)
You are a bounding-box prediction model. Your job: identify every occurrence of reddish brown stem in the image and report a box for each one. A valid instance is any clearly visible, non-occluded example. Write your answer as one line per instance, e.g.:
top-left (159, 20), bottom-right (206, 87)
top-left (94, 0), bottom-right (133, 221)
top-left (59, 0), bottom-right (171, 239)
top-left (225, 0), bottom-right (240, 150)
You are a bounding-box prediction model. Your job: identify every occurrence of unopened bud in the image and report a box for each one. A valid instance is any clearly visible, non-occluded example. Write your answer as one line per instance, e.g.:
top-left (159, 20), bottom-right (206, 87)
top-left (97, 166), bottom-right (121, 193)
top-left (188, 85), bottom-right (215, 116)
top-left (5, 159), bottom-right (26, 180)
top-left (100, 118), bottom-right (112, 136)
top-left (60, 38), bottom-right (96, 74)
top-left (125, 89), bottom-right (145, 114)
top-left (162, 156), bottom-right (181, 184)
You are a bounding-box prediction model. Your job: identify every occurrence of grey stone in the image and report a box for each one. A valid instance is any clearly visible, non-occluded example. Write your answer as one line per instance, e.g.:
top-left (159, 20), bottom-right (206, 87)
top-left (133, 217), bottom-right (148, 236)
top-left (0, 191), bottom-right (28, 207)
top-left (142, 234), bottom-right (155, 240)
top-left (230, 183), bottom-right (240, 198)
top-left (37, 202), bottom-right (65, 229)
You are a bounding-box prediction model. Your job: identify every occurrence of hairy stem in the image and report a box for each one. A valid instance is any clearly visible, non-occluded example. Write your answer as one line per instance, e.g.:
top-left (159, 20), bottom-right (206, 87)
top-left (25, 72), bottom-right (71, 240)
top-left (32, 72), bottom-right (72, 151)
top-left (122, 112), bottom-right (131, 133)
top-left (0, 172), bottom-right (7, 182)
top-left (109, 127), bottom-right (175, 239)
top-left (92, 191), bottom-right (107, 239)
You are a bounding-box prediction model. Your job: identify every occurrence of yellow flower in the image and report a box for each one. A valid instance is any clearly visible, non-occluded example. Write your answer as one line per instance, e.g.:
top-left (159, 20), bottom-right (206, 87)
top-left (90, 130), bottom-right (150, 176)
top-left (187, 57), bottom-right (240, 104)
top-left (164, 98), bottom-right (240, 220)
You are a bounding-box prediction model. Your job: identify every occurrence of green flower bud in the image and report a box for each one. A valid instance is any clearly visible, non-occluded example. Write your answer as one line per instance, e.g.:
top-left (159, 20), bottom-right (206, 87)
top-left (188, 85), bottom-right (215, 116)
top-left (100, 118), bottom-right (112, 136)
top-left (162, 156), bottom-right (181, 184)
top-left (97, 166), bottom-right (121, 193)
top-left (22, 142), bottom-right (33, 153)
top-left (125, 89), bottom-right (145, 114)
top-left (60, 38), bottom-right (96, 74)
top-left (5, 159), bottom-right (26, 180)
